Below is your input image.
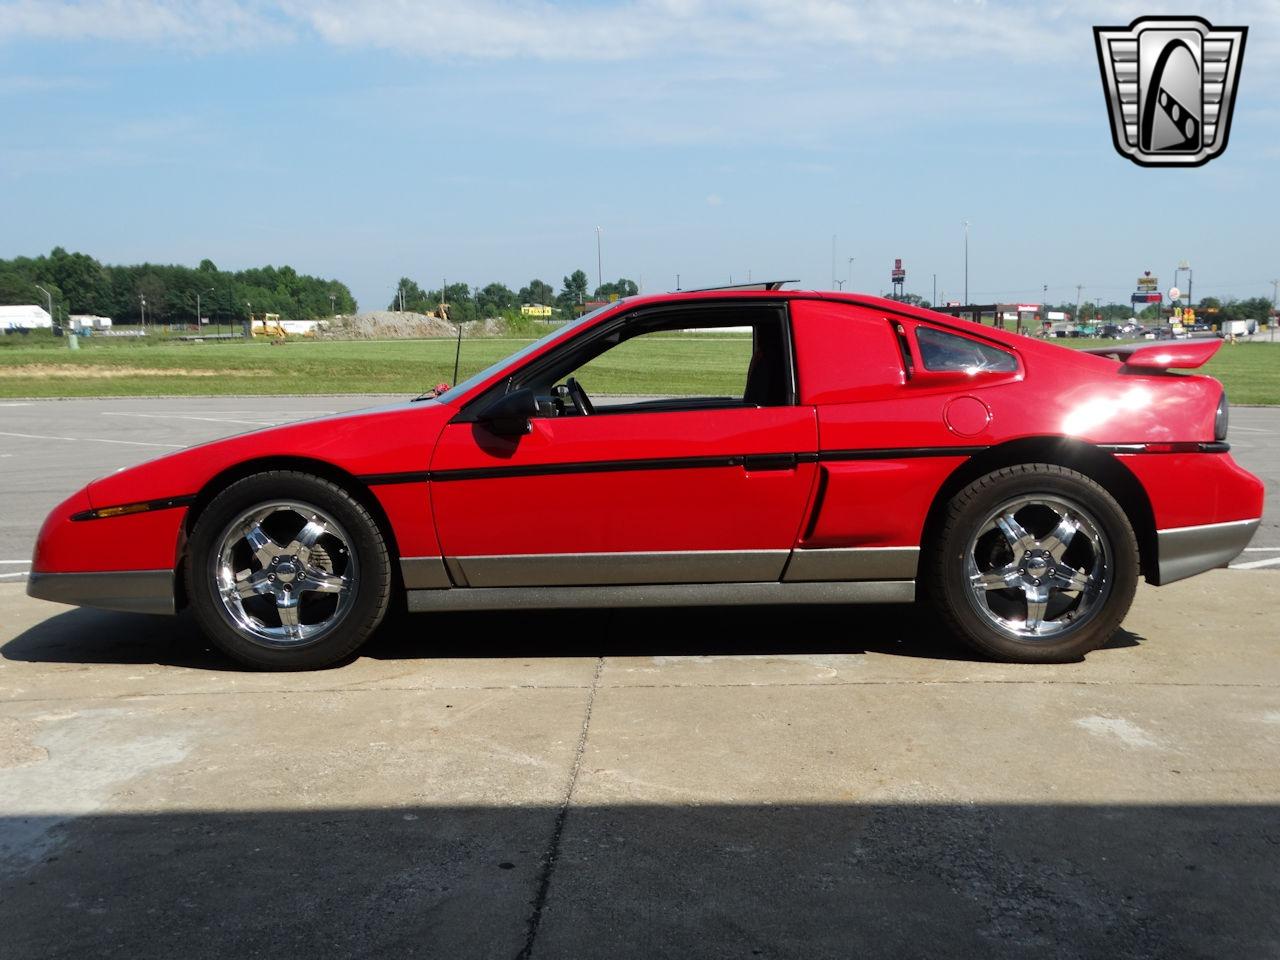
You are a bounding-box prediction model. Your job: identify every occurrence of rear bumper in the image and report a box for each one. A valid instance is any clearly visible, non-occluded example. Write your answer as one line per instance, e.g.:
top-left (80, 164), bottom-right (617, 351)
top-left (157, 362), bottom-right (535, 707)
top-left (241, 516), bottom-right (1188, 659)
top-left (1154, 518), bottom-right (1260, 586)
top-left (26, 570), bottom-right (175, 615)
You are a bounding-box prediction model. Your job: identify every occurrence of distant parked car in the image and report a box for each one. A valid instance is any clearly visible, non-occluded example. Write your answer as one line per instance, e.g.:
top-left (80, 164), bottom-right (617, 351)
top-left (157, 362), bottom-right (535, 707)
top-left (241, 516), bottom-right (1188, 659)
top-left (1098, 324), bottom-right (1124, 339)
top-left (28, 289), bottom-right (1263, 669)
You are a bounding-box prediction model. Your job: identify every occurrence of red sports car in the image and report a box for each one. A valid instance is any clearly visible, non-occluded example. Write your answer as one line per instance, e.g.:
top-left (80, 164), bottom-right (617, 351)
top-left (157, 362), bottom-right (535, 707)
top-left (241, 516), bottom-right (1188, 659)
top-left (28, 288), bottom-right (1263, 669)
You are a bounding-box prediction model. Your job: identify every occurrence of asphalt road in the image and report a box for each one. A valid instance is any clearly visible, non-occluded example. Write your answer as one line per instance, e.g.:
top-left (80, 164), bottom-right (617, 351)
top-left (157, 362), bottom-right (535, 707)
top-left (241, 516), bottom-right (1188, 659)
top-left (1, 397), bottom-right (1276, 574)
top-left (1, 569), bottom-right (1277, 958)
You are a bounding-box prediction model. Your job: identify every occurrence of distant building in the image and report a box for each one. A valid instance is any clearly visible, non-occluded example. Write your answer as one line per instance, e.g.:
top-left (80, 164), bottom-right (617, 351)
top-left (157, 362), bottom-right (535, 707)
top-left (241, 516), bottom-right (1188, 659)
top-left (69, 314), bottom-right (113, 331)
top-left (0, 305), bottom-right (53, 329)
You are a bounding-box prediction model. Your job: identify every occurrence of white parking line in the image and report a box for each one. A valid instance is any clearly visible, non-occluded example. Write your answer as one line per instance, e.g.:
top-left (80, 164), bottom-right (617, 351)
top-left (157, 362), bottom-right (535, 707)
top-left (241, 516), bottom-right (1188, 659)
top-left (0, 560), bottom-right (31, 565)
top-left (101, 412), bottom-right (281, 427)
top-left (0, 431), bottom-right (184, 448)
top-left (1242, 547), bottom-right (1278, 552)
top-left (0, 572), bottom-right (28, 580)
top-left (0, 402), bottom-right (32, 407)
top-left (1229, 556), bottom-right (1280, 570)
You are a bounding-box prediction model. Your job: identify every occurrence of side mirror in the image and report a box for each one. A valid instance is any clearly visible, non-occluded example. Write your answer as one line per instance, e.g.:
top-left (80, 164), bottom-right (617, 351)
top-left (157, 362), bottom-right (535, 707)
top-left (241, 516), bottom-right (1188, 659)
top-left (477, 387), bottom-right (537, 437)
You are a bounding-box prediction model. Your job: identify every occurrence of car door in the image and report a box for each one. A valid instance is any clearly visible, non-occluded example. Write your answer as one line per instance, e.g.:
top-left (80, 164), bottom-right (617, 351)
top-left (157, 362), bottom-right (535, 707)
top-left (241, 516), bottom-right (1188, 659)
top-left (428, 302), bottom-right (819, 588)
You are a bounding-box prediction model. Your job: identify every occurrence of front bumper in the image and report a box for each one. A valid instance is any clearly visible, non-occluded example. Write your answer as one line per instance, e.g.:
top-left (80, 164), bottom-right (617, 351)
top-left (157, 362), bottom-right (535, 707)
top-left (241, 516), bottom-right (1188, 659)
top-left (1154, 518), bottom-right (1261, 585)
top-left (27, 570), bottom-right (175, 615)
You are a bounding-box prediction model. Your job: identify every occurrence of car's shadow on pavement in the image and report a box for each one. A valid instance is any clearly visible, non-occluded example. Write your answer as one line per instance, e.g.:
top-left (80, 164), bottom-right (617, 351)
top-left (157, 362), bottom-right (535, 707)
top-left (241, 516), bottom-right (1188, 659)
top-left (3, 602), bottom-right (1142, 671)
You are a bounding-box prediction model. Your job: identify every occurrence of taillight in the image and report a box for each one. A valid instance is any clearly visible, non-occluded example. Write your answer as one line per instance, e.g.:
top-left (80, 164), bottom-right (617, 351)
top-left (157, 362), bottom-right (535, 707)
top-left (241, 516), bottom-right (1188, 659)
top-left (1215, 390), bottom-right (1229, 441)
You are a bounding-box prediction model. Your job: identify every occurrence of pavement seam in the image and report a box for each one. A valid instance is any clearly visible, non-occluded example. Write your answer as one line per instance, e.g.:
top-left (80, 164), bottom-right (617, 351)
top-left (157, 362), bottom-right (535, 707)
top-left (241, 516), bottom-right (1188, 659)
top-left (516, 655), bottom-right (604, 960)
top-left (1, 677), bottom-right (1277, 705)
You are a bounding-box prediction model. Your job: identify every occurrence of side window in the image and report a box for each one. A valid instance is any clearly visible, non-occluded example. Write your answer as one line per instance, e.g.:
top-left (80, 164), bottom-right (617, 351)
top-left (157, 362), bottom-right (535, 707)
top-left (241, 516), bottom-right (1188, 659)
top-left (572, 327), bottom-right (755, 402)
top-left (916, 326), bottom-right (1016, 373)
top-left (513, 304), bottom-right (793, 415)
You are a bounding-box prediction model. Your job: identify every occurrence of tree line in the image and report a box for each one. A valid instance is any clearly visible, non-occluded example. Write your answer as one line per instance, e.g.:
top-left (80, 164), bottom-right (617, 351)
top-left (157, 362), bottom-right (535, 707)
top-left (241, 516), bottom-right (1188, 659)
top-left (390, 270), bottom-right (640, 325)
top-left (0, 248), bottom-right (357, 324)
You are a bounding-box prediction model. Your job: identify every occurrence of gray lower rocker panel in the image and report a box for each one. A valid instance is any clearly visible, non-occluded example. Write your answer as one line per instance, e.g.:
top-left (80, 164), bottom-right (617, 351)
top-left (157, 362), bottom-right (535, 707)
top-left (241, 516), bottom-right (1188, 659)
top-left (406, 579), bottom-right (916, 612)
top-left (453, 550), bottom-right (790, 588)
top-left (784, 546), bottom-right (920, 582)
top-left (399, 556), bottom-right (452, 589)
top-left (26, 569), bottom-right (175, 615)
top-left (1155, 518), bottom-right (1261, 585)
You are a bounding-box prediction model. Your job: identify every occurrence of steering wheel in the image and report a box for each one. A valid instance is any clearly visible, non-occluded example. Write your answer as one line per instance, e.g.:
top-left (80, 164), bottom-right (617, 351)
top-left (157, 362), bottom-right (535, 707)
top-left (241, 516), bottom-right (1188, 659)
top-left (565, 377), bottom-right (595, 416)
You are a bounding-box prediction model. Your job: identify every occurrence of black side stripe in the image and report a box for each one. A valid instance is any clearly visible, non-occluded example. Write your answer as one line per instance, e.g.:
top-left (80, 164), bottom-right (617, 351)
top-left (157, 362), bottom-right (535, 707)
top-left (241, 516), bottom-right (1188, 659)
top-left (357, 471), bottom-right (433, 486)
top-left (357, 447), bottom-right (987, 486)
top-left (819, 446), bottom-right (988, 462)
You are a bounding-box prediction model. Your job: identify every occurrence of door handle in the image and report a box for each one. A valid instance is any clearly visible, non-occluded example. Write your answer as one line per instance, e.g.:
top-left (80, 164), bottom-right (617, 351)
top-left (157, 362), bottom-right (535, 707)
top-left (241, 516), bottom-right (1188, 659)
top-left (742, 454), bottom-right (797, 472)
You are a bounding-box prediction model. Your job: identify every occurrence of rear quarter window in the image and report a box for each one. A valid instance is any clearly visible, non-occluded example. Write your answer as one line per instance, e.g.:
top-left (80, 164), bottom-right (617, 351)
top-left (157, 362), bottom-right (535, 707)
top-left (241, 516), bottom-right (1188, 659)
top-left (916, 326), bottom-right (1017, 373)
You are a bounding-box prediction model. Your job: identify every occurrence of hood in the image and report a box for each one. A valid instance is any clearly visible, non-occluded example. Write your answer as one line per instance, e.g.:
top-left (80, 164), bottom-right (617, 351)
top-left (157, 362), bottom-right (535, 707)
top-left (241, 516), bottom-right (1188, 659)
top-left (87, 398), bottom-right (455, 509)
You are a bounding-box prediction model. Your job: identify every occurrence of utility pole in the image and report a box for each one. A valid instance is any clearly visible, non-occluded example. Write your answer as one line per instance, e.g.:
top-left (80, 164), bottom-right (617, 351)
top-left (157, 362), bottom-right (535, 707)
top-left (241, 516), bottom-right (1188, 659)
top-left (1271, 279), bottom-right (1278, 341)
top-left (34, 284), bottom-right (53, 329)
top-left (140, 293), bottom-right (147, 330)
top-left (932, 273), bottom-right (937, 308)
top-left (1075, 284), bottom-right (1083, 320)
top-left (962, 220), bottom-right (970, 304)
top-left (596, 226), bottom-right (603, 293)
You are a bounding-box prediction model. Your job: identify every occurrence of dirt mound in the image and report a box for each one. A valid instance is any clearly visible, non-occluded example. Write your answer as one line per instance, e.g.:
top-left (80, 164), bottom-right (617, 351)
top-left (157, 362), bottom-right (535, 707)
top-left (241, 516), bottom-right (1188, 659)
top-left (323, 311), bottom-right (457, 340)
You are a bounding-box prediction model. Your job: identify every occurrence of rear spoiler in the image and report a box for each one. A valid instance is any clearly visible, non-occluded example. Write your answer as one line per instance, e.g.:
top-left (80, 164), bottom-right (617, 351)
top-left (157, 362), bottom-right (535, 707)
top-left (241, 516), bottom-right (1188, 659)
top-left (1082, 337), bottom-right (1222, 370)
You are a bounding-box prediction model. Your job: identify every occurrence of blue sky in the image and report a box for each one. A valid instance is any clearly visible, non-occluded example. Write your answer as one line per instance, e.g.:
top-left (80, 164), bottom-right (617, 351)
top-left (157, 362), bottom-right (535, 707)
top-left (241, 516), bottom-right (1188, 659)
top-left (1, 0), bottom-right (1277, 311)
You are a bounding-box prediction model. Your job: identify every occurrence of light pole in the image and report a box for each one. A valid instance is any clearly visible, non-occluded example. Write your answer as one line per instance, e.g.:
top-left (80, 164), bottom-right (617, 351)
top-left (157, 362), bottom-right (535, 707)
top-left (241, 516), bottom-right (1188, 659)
top-left (196, 287), bottom-right (213, 331)
top-left (140, 294), bottom-right (147, 330)
top-left (596, 226), bottom-right (603, 293)
top-left (962, 219), bottom-right (970, 304)
top-left (1075, 284), bottom-right (1083, 321)
top-left (831, 234), bottom-right (837, 289)
top-left (847, 257), bottom-right (855, 291)
top-left (932, 273), bottom-right (937, 308)
top-left (34, 284), bottom-right (53, 330)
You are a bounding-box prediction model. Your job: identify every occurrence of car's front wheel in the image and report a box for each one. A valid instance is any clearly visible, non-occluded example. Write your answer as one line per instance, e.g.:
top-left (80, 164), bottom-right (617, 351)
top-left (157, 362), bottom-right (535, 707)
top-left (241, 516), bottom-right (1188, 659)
top-left (925, 464), bottom-right (1139, 663)
top-left (186, 471), bottom-right (392, 670)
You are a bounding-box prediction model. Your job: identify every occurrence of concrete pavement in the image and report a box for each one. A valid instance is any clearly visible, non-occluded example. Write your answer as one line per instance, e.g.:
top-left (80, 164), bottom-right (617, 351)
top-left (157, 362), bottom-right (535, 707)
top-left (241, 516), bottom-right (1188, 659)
top-left (1, 570), bottom-right (1277, 958)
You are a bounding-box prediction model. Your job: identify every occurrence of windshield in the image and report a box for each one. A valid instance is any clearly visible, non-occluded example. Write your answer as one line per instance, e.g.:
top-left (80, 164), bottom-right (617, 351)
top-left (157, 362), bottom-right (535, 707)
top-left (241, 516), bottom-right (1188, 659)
top-left (431, 302), bottom-right (622, 404)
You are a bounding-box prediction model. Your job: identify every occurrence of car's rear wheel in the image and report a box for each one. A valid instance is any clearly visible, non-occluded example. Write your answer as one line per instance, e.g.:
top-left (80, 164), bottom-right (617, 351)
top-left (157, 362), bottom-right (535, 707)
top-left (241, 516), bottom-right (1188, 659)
top-left (186, 471), bottom-right (391, 670)
top-left (925, 464), bottom-right (1139, 662)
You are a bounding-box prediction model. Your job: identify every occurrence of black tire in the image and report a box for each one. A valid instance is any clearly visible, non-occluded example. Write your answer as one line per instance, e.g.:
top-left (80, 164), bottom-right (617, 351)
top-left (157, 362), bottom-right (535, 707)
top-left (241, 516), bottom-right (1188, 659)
top-left (186, 471), bottom-right (392, 670)
top-left (924, 464), bottom-right (1139, 663)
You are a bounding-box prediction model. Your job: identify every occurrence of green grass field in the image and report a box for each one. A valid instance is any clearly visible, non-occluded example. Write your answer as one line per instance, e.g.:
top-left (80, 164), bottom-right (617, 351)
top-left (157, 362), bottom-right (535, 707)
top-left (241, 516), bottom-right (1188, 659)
top-left (0, 332), bottom-right (1276, 403)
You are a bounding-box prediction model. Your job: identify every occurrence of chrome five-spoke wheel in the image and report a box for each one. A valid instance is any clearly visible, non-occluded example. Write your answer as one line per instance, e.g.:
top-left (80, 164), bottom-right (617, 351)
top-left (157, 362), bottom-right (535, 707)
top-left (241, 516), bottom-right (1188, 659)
top-left (213, 500), bottom-right (359, 647)
top-left (927, 464), bottom-right (1139, 663)
top-left (188, 471), bottom-right (391, 670)
top-left (963, 495), bottom-right (1111, 640)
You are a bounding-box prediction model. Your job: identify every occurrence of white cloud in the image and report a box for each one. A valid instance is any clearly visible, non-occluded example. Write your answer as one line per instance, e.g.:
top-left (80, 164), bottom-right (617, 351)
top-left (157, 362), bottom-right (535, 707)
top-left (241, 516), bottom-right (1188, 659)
top-left (1, 0), bottom-right (1276, 70)
top-left (705, 193), bottom-right (723, 206)
top-left (0, 0), bottom-right (292, 48)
